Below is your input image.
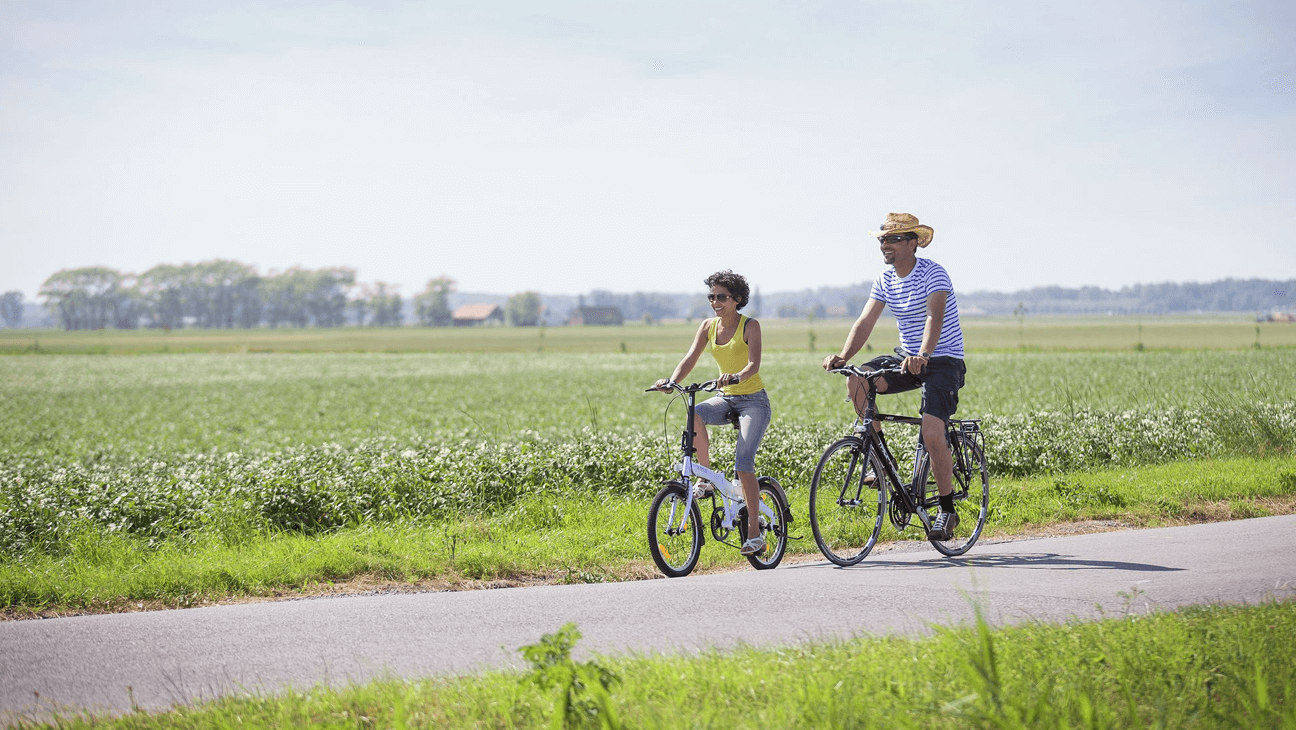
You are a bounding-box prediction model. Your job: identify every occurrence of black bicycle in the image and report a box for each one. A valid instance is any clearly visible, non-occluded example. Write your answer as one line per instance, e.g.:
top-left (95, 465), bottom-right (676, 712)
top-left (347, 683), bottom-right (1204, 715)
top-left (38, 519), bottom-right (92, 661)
top-left (809, 363), bottom-right (989, 566)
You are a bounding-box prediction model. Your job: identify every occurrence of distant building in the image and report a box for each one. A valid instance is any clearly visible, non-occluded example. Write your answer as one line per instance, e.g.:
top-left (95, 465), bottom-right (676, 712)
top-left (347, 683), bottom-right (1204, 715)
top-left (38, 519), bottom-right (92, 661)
top-left (451, 304), bottom-right (504, 326)
top-left (1258, 312), bottom-right (1295, 323)
top-left (568, 306), bottom-right (623, 326)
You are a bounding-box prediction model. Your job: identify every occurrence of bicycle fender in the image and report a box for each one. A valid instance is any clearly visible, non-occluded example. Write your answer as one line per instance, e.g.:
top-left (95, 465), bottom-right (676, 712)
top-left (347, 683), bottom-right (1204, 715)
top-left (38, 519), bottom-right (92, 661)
top-left (757, 475), bottom-right (793, 523)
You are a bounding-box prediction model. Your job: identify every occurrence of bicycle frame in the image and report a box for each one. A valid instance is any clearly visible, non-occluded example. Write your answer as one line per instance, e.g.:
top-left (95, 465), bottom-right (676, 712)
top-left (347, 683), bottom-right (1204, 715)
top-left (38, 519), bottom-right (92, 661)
top-left (832, 366), bottom-right (942, 531)
top-left (656, 380), bottom-right (777, 539)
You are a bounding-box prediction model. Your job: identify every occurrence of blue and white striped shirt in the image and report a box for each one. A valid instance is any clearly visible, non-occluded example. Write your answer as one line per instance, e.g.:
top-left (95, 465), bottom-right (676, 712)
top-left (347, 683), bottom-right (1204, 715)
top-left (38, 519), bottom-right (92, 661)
top-left (869, 258), bottom-right (965, 359)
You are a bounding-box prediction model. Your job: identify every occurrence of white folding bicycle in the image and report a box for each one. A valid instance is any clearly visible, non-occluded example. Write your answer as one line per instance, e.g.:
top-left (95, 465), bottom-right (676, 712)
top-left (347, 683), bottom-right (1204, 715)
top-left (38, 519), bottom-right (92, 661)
top-left (644, 379), bottom-right (792, 577)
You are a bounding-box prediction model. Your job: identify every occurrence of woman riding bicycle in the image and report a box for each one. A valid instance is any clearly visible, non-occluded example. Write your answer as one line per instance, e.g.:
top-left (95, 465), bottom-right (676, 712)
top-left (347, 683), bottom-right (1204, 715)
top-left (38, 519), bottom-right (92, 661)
top-left (653, 270), bottom-right (771, 556)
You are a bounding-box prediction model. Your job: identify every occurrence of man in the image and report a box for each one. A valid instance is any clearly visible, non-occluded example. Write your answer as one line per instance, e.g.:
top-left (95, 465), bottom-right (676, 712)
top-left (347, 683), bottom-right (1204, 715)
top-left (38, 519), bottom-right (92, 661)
top-left (822, 212), bottom-right (967, 541)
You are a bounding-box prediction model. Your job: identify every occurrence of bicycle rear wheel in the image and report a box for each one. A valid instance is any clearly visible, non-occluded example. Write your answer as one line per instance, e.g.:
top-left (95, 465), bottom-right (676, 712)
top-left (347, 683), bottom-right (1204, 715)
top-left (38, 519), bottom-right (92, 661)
top-left (809, 436), bottom-right (888, 566)
top-left (647, 483), bottom-right (704, 577)
top-left (919, 433), bottom-right (990, 556)
top-left (737, 477), bottom-right (790, 570)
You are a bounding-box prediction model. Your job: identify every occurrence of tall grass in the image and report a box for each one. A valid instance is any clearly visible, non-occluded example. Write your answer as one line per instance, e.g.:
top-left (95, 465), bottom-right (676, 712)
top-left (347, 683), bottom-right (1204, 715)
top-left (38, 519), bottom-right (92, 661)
top-left (17, 602), bottom-right (1295, 728)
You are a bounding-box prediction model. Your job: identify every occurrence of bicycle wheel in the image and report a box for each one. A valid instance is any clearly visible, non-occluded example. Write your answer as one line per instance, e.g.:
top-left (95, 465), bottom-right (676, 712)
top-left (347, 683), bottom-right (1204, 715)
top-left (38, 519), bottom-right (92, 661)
top-left (809, 436), bottom-right (888, 566)
top-left (647, 483), bottom-right (704, 577)
top-left (737, 477), bottom-right (789, 570)
top-left (919, 433), bottom-right (990, 556)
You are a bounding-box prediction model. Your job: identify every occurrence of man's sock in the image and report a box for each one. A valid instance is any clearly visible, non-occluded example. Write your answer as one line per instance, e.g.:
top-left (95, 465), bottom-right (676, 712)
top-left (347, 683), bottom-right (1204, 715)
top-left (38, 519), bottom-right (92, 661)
top-left (939, 493), bottom-right (954, 513)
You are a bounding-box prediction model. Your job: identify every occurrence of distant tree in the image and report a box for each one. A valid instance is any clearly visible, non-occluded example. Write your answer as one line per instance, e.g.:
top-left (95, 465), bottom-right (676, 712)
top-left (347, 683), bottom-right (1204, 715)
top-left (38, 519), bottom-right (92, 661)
top-left (750, 287), bottom-right (762, 318)
top-left (1, 291), bottom-right (23, 328)
top-left (367, 282), bottom-right (403, 327)
top-left (349, 292), bottom-right (370, 326)
top-left (506, 291), bottom-right (542, 326)
top-left (415, 276), bottom-right (455, 326)
top-left (777, 303), bottom-right (802, 318)
top-left (39, 267), bottom-right (128, 330)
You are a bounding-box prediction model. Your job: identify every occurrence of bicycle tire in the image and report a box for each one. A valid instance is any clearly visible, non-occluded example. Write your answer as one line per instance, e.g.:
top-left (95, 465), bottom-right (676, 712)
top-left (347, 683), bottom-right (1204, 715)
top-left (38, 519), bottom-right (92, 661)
top-left (918, 433), bottom-right (990, 556)
top-left (737, 477), bottom-right (790, 570)
top-left (647, 483), bottom-right (704, 577)
top-left (809, 436), bottom-right (888, 566)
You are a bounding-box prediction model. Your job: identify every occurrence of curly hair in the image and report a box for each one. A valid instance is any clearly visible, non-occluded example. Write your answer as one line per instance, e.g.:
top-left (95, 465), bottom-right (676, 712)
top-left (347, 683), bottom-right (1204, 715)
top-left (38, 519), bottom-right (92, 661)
top-left (704, 270), bottom-right (750, 310)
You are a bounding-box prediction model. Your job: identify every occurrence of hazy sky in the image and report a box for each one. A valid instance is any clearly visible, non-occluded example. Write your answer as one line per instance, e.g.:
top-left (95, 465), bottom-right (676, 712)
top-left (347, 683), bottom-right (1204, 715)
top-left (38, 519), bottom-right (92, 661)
top-left (3, 1), bottom-right (1293, 298)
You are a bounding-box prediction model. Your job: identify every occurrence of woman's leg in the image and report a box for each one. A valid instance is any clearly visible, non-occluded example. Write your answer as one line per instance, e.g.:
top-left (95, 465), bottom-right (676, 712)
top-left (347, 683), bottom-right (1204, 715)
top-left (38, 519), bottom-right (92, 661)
top-left (733, 393), bottom-right (772, 539)
top-left (737, 470), bottom-right (760, 536)
top-left (692, 413), bottom-right (710, 467)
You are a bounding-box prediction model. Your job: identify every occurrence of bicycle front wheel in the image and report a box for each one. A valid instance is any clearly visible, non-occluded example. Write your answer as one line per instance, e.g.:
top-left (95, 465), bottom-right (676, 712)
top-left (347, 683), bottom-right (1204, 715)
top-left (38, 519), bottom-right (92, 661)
top-left (737, 477), bottom-right (790, 570)
top-left (920, 434), bottom-right (990, 556)
top-left (647, 483), bottom-right (704, 577)
top-left (809, 437), bottom-right (888, 566)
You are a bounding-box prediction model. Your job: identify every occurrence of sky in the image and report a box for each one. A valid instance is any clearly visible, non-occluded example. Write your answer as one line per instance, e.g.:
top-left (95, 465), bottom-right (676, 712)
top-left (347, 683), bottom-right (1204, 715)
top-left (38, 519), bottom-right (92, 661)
top-left (2, 0), bottom-right (1294, 299)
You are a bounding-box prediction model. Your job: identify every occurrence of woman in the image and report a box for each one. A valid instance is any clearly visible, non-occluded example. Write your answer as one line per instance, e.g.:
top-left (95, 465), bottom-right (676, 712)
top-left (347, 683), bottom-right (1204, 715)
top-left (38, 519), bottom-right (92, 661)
top-left (654, 270), bottom-right (771, 556)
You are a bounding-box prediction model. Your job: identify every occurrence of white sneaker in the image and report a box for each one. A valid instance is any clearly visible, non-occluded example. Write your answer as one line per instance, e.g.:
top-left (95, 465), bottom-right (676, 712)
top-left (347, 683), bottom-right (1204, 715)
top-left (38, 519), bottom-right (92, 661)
top-left (740, 535), bottom-right (766, 555)
top-left (692, 481), bottom-right (715, 499)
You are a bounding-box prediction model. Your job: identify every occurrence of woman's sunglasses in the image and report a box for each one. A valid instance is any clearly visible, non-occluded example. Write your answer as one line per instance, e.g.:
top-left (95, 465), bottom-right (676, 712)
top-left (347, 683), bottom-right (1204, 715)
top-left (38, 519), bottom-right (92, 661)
top-left (706, 293), bottom-right (732, 302)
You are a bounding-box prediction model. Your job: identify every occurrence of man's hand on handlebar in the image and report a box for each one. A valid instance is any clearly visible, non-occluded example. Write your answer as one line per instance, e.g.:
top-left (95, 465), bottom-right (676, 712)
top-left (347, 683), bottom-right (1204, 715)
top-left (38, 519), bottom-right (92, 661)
top-left (822, 353), bottom-right (847, 371)
top-left (902, 355), bottom-right (928, 375)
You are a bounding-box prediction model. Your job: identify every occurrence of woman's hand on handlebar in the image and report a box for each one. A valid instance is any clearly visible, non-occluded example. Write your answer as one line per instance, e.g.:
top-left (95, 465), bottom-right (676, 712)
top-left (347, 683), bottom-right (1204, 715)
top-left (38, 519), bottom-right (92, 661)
top-left (650, 378), bottom-right (675, 392)
top-left (717, 373), bottom-right (741, 387)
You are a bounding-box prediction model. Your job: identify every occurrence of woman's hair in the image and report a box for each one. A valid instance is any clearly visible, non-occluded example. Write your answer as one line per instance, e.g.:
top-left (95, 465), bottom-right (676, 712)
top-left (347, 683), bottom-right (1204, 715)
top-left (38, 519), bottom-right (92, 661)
top-left (704, 270), bottom-right (750, 310)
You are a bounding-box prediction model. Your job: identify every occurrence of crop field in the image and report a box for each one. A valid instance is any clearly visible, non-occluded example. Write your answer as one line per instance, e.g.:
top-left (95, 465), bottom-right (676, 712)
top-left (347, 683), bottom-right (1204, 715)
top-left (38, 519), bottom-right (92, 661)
top-left (3, 314), bottom-right (1295, 355)
top-left (1, 332), bottom-right (1295, 614)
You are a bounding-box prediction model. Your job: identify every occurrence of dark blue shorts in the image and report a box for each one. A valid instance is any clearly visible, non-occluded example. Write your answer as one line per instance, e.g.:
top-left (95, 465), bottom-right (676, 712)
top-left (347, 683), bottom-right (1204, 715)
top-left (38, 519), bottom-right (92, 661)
top-left (865, 354), bottom-right (966, 423)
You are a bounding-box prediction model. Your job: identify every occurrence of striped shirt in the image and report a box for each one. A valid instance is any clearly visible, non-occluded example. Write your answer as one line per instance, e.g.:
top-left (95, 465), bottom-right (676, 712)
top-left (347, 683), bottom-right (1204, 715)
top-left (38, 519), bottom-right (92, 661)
top-left (869, 258), bottom-right (965, 359)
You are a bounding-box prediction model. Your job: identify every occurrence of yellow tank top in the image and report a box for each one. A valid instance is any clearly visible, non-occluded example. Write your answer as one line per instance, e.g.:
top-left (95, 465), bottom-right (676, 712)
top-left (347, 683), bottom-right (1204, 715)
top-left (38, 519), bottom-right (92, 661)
top-left (708, 315), bottom-right (765, 395)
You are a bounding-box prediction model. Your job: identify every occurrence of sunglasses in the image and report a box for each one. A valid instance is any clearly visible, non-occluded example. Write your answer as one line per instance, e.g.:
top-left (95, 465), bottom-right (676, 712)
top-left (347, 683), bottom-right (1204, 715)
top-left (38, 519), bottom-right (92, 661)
top-left (706, 293), bottom-right (733, 302)
top-left (879, 234), bottom-right (914, 244)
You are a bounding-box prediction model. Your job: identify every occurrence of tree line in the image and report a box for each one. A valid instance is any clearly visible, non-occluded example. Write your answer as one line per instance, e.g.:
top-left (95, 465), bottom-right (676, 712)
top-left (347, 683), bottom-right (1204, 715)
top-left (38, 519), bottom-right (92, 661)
top-left (33, 262), bottom-right (459, 331)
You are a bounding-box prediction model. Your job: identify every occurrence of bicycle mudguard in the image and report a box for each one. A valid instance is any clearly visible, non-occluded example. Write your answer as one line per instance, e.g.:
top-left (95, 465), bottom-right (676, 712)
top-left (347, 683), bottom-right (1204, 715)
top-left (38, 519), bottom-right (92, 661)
top-left (757, 475), bottom-right (794, 524)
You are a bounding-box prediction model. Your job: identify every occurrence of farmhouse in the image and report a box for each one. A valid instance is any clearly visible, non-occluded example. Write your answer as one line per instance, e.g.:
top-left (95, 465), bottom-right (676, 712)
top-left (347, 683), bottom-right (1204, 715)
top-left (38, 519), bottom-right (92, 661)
top-left (568, 306), bottom-right (624, 326)
top-left (451, 304), bottom-right (504, 327)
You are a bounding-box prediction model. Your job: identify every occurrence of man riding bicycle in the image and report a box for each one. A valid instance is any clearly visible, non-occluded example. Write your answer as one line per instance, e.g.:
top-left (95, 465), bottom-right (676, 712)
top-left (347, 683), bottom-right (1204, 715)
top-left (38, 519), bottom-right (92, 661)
top-left (822, 212), bottom-right (967, 541)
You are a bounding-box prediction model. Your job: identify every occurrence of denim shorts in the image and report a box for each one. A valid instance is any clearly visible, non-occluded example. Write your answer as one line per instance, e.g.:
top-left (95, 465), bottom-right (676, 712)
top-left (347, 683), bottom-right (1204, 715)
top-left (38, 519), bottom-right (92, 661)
top-left (694, 389), bottom-right (772, 474)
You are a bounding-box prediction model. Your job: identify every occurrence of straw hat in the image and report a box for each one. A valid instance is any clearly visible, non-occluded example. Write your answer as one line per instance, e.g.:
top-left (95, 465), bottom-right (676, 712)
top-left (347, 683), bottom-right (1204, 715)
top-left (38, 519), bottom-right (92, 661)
top-left (870, 212), bottom-right (934, 248)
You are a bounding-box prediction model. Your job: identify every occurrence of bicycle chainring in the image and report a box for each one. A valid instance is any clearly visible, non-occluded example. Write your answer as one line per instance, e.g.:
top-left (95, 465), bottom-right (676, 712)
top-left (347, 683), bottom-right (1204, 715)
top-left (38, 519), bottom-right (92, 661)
top-left (710, 507), bottom-right (732, 542)
top-left (888, 498), bottom-right (911, 530)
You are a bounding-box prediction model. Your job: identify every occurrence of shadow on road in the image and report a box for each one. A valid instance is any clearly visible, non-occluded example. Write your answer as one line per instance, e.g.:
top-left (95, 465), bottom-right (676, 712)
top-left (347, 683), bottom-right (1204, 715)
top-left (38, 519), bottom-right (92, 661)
top-left (790, 552), bottom-right (1184, 573)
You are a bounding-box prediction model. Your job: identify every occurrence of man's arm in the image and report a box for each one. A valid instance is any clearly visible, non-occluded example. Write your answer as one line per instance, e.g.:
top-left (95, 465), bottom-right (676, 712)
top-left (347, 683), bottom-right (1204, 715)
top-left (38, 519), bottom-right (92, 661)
top-left (823, 298), bottom-right (885, 370)
top-left (904, 290), bottom-right (947, 375)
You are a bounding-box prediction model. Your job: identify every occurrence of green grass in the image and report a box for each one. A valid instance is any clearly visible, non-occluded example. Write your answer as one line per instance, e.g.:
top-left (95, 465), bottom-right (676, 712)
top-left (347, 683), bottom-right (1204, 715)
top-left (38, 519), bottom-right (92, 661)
top-left (2, 346), bottom-right (1294, 612)
top-left (3, 315), bottom-right (1295, 355)
top-left (5, 455), bottom-right (1293, 614)
top-left (3, 349), bottom-right (1294, 462)
top-left (16, 601), bottom-right (1296, 728)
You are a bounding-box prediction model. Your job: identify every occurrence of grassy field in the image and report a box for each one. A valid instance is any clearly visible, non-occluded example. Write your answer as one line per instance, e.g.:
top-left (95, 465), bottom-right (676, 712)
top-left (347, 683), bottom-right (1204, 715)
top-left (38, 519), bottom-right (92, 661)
top-left (3, 324), bottom-right (1295, 725)
top-left (3, 314), bottom-right (1295, 355)
top-left (15, 602), bottom-right (1295, 728)
top-left (2, 346), bottom-right (1294, 614)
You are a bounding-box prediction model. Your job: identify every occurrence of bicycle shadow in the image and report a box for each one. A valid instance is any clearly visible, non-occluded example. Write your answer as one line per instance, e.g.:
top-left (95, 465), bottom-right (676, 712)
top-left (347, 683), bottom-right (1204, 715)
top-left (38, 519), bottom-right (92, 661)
top-left (795, 552), bottom-right (1184, 573)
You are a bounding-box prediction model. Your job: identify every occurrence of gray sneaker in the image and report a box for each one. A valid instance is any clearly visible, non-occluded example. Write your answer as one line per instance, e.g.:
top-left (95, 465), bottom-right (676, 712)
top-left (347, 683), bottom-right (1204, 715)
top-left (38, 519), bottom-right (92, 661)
top-left (927, 511), bottom-right (960, 541)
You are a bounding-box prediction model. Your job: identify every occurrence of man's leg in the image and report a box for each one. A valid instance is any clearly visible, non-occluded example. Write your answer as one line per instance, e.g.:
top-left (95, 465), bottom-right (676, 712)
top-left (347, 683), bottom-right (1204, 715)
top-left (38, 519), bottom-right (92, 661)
top-left (922, 413), bottom-right (952, 496)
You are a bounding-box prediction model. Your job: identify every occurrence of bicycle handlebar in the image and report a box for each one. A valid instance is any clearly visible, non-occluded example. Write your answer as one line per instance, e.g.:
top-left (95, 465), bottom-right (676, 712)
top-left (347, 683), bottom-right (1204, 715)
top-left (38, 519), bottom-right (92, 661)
top-left (828, 365), bottom-right (906, 380)
top-left (645, 379), bottom-right (722, 394)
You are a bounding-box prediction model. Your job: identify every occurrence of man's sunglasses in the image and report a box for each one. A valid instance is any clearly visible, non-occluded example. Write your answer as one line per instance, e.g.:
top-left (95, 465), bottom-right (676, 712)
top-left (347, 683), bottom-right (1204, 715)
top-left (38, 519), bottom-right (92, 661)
top-left (879, 234), bottom-right (914, 244)
top-left (706, 293), bottom-right (732, 302)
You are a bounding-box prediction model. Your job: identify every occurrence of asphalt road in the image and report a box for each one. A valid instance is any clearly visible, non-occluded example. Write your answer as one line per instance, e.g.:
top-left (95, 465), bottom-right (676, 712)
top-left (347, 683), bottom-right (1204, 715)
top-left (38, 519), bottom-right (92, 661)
top-left (3, 515), bottom-right (1294, 722)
